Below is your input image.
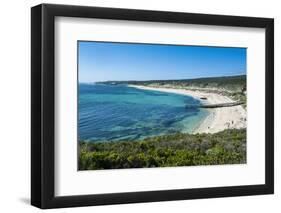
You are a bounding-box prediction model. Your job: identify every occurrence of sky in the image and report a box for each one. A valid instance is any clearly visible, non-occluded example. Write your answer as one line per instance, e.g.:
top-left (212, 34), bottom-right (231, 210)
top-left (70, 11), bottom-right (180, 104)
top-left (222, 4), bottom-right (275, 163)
top-left (78, 41), bottom-right (246, 83)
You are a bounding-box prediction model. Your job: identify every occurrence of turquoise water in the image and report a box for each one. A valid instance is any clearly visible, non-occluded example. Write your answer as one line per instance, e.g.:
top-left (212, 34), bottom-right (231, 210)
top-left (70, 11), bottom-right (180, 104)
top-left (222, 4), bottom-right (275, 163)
top-left (79, 84), bottom-right (209, 142)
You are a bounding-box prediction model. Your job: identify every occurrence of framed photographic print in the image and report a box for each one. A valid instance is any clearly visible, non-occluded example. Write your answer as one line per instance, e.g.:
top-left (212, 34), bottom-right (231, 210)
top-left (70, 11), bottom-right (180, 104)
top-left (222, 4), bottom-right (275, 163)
top-left (31, 4), bottom-right (274, 209)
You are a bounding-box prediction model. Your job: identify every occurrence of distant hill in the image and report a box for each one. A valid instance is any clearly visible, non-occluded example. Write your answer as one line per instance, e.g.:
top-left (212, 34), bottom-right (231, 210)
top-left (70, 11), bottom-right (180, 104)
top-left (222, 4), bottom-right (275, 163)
top-left (99, 75), bottom-right (246, 93)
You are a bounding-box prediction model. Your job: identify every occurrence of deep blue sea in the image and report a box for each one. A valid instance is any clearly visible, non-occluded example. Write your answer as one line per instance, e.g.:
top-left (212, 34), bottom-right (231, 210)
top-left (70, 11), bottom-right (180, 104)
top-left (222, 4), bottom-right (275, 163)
top-left (79, 84), bottom-right (208, 142)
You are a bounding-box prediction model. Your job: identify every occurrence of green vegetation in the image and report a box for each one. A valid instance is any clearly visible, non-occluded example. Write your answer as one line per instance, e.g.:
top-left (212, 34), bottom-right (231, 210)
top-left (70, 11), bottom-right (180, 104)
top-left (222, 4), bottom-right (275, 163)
top-left (99, 75), bottom-right (247, 106)
top-left (79, 129), bottom-right (246, 170)
top-left (100, 75), bottom-right (246, 92)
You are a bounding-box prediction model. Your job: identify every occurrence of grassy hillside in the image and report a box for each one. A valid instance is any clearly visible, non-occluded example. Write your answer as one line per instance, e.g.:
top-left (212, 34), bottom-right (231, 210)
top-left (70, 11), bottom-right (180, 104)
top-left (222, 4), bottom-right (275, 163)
top-left (79, 129), bottom-right (246, 170)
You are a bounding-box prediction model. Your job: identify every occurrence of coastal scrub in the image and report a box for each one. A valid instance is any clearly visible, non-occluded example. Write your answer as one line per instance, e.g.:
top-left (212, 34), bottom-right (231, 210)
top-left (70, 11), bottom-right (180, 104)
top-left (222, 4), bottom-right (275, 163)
top-left (79, 129), bottom-right (246, 170)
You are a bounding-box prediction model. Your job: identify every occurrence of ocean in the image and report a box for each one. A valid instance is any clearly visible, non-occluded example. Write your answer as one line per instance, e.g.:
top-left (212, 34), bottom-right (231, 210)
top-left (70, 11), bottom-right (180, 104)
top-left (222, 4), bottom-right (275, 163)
top-left (79, 83), bottom-right (209, 142)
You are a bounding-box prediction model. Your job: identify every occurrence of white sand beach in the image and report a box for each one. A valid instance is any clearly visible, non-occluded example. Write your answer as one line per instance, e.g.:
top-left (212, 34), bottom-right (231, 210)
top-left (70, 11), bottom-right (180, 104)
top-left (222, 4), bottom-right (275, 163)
top-left (128, 85), bottom-right (247, 134)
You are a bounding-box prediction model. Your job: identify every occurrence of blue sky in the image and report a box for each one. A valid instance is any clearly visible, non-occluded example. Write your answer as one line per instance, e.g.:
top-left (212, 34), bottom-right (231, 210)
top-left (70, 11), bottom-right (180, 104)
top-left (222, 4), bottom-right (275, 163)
top-left (78, 41), bottom-right (246, 82)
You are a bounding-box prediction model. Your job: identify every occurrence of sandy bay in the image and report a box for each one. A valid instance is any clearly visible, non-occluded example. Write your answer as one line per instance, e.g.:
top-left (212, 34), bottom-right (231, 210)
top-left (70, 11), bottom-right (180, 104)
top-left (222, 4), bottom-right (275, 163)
top-left (128, 85), bottom-right (247, 134)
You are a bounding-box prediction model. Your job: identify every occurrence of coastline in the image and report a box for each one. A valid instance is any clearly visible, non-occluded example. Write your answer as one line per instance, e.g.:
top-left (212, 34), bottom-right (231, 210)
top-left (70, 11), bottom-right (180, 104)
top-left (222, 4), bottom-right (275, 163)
top-left (128, 84), bottom-right (246, 134)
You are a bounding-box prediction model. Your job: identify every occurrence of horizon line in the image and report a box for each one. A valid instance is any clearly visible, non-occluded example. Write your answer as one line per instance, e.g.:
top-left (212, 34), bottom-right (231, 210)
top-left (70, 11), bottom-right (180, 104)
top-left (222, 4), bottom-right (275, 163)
top-left (79, 73), bottom-right (246, 84)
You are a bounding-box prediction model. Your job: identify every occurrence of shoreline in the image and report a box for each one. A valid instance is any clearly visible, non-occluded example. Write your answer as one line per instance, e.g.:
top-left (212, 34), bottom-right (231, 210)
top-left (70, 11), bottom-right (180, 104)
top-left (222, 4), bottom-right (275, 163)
top-left (128, 84), bottom-right (246, 134)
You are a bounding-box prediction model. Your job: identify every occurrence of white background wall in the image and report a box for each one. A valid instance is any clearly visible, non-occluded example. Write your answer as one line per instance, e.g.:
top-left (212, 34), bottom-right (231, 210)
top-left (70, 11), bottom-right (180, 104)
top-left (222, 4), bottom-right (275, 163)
top-left (0, 0), bottom-right (279, 212)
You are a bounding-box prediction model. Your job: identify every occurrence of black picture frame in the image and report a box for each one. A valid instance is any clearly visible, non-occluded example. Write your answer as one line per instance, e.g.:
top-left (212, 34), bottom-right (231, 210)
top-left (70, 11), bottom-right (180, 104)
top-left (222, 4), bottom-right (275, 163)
top-left (31, 3), bottom-right (274, 209)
